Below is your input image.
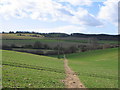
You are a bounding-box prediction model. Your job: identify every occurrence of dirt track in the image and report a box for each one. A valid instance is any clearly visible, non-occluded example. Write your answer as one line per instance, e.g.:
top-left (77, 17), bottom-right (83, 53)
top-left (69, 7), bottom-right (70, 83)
top-left (63, 55), bottom-right (86, 88)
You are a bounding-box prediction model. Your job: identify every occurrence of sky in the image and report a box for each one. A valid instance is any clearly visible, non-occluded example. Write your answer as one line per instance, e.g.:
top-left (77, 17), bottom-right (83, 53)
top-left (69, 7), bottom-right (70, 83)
top-left (0, 0), bottom-right (119, 35)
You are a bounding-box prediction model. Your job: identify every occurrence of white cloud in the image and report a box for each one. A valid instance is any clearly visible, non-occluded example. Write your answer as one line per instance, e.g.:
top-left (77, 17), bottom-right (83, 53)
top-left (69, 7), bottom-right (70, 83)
top-left (69, 8), bottom-right (102, 26)
top-left (0, 0), bottom-right (102, 27)
top-left (98, 0), bottom-right (119, 25)
top-left (57, 0), bottom-right (92, 6)
top-left (6, 25), bottom-right (86, 34)
top-left (36, 25), bottom-right (86, 34)
top-left (0, 0), bottom-right (62, 19)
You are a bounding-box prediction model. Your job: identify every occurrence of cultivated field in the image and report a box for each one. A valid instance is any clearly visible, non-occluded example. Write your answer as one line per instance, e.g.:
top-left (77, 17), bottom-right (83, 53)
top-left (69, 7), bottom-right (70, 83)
top-left (2, 50), bottom-right (65, 88)
top-left (1, 33), bottom-right (44, 39)
top-left (2, 48), bottom-right (118, 88)
top-left (1, 33), bottom-right (118, 47)
top-left (1, 33), bottom-right (119, 88)
top-left (66, 48), bottom-right (118, 88)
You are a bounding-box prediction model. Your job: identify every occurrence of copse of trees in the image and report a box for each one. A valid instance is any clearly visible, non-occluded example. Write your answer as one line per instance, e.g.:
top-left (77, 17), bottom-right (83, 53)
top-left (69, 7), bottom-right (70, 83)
top-left (38, 33), bottom-right (69, 37)
top-left (54, 45), bottom-right (78, 54)
top-left (2, 43), bottom-right (119, 56)
top-left (16, 31), bottom-right (32, 33)
top-left (77, 45), bottom-right (87, 52)
top-left (11, 44), bottom-right (18, 48)
top-left (2, 45), bottom-right (12, 50)
top-left (70, 33), bottom-right (118, 41)
top-left (33, 41), bottom-right (50, 49)
top-left (9, 31), bottom-right (14, 33)
top-left (22, 45), bottom-right (33, 48)
top-left (43, 44), bottom-right (50, 49)
top-left (33, 41), bottom-right (43, 49)
top-left (2, 31), bottom-right (7, 34)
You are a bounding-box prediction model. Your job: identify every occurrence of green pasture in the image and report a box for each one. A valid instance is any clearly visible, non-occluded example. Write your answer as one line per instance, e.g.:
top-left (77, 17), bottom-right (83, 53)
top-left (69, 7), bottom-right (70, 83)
top-left (2, 50), bottom-right (65, 88)
top-left (66, 48), bottom-right (118, 88)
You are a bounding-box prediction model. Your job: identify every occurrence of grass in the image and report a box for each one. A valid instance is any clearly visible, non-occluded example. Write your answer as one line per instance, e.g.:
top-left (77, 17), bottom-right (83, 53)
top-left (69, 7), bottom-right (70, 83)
top-left (2, 47), bottom-right (118, 88)
top-left (61, 39), bottom-right (118, 44)
top-left (0, 50), bottom-right (2, 89)
top-left (1, 33), bottom-right (43, 39)
top-left (66, 48), bottom-right (118, 88)
top-left (2, 50), bottom-right (65, 88)
top-left (1, 33), bottom-right (118, 45)
top-left (0, 39), bottom-right (55, 46)
top-left (2, 38), bottom-right (118, 44)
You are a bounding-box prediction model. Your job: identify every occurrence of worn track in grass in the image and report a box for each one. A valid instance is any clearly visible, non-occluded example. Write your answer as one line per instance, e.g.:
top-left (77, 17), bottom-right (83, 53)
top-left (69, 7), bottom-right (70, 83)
top-left (63, 55), bottom-right (86, 88)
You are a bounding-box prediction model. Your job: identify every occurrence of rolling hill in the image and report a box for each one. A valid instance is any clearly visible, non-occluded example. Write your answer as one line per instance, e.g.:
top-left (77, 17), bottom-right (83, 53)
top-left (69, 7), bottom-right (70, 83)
top-left (2, 50), bottom-right (65, 88)
top-left (66, 48), bottom-right (118, 88)
top-left (1, 33), bottom-right (44, 40)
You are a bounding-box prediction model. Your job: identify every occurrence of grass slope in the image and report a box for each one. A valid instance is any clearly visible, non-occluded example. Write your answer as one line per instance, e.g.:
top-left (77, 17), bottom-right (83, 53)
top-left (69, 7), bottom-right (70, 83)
top-left (1, 34), bottom-right (43, 39)
top-left (2, 50), bottom-right (65, 88)
top-left (1, 34), bottom-right (118, 45)
top-left (66, 48), bottom-right (118, 88)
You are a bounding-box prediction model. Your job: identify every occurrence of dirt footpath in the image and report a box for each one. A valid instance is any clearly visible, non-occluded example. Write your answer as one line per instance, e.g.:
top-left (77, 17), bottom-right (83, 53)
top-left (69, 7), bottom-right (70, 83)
top-left (63, 56), bottom-right (86, 88)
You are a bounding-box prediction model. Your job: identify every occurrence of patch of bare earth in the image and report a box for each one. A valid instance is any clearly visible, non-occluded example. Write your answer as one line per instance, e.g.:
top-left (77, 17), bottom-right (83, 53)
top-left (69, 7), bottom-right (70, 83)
top-left (63, 57), bottom-right (86, 89)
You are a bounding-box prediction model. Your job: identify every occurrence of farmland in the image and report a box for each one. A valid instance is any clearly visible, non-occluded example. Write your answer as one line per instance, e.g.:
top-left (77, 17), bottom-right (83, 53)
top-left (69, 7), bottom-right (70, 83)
top-left (0, 33), bottom-right (44, 39)
top-left (2, 48), bottom-right (118, 88)
top-left (0, 0), bottom-right (119, 88)
top-left (1, 33), bottom-right (118, 53)
top-left (66, 48), bottom-right (118, 88)
top-left (1, 33), bottom-right (119, 88)
top-left (1, 33), bottom-right (118, 45)
top-left (2, 50), bottom-right (65, 88)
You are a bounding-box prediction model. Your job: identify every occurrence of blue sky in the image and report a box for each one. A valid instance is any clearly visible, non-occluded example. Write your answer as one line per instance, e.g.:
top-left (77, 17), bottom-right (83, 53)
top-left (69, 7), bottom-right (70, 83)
top-left (0, 0), bottom-right (118, 35)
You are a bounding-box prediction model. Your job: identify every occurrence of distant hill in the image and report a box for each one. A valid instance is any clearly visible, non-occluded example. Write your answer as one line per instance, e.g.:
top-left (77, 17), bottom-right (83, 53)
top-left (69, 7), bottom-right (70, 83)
top-left (39, 33), bottom-right (119, 41)
top-left (1, 32), bottom-right (119, 41)
top-left (70, 33), bottom-right (119, 41)
top-left (0, 33), bottom-right (44, 40)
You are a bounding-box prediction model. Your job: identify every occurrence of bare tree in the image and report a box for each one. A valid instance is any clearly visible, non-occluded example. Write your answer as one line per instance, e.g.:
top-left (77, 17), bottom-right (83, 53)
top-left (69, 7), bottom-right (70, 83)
top-left (88, 37), bottom-right (98, 50)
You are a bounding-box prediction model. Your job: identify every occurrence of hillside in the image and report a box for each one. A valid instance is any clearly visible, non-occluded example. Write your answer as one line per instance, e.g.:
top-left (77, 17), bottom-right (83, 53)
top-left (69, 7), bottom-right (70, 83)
top-left (66, 48), bottom-right (118, 88)
top-left (1, 33), bottom-right (118, 51)
top-left (2, 50), bottom-right (65, 88)
top-left (1, 33), bottom-right (44, 40)
top-left (1, 47), bottom-right (118, 88)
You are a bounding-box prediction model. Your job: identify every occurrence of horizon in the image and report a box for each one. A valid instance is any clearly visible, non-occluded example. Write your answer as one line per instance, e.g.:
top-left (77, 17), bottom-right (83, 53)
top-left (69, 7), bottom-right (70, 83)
top-left (0, 31), bottom-right (119, 35)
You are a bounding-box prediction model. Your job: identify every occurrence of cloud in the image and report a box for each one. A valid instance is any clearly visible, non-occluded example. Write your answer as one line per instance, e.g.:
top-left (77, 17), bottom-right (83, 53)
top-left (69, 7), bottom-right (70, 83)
top-left (98, 0), bottom-right (119, 25)
top-left (35, 25), bottom-right (86, 34)
top-left (3, 25), bottom-right (86, 34)
top-left (0, 0), bottom-right (102, 27)
top-left (69, 8), bottom-right (102, 26)
top-left (57, 0), bottom-right (92, 6)
top-left (0, 0), bottom-right (62, 19)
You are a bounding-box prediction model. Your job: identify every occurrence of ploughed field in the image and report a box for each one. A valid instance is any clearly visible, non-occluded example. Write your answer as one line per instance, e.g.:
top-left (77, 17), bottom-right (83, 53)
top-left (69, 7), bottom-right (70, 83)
top-left (66, 48), bottom-right (118, 88)
top-left (2, 50), bottom-right (65, 88)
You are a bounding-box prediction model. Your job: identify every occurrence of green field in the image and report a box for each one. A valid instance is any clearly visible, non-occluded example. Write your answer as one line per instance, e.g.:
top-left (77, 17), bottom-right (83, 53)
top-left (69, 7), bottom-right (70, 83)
top-left (2, 50), bottom-right (65, 88)
top-left (1, 34), bottom-right (118, 47)
top-left (2, 37), bottom-right (118, 44)
top-left (2, 47), bottom-right (118, 88)
top-left (66, 48), bottom-right (118, 88)
top-left (1, 33), bottom-right (44, 39)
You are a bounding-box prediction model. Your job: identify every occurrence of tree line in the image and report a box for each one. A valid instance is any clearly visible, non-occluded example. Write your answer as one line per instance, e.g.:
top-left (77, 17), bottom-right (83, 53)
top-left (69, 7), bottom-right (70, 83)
top-left (2, 40), bottom-right (119, 56)
top-left (1, 31), bottom-right (119, 41)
